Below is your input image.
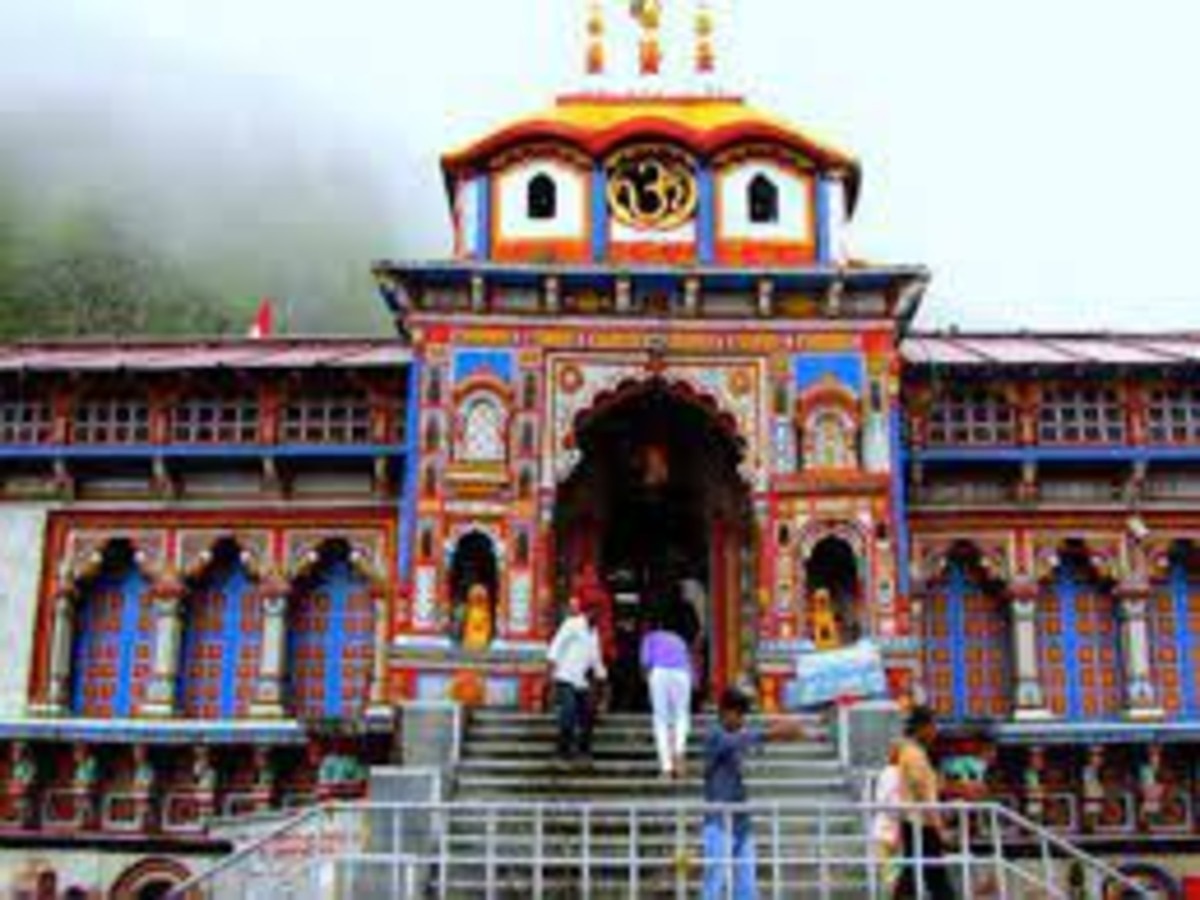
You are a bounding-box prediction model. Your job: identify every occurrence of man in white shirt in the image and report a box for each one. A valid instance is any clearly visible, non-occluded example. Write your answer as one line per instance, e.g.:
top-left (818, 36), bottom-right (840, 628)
top-left (547, 595), bottom-right (607, 762)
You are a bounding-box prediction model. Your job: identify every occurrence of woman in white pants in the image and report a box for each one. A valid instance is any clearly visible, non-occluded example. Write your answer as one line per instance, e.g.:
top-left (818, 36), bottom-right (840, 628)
top-left (640, 616), bottom-right (694, 778)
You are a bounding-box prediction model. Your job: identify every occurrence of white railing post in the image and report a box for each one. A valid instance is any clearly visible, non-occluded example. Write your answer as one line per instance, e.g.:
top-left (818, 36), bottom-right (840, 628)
top-left (485, 805), bottom-right (497, 900)
top-left (628, 805), bottom-right (639, 896)
top-left (582, 804), bottom-right (592, 899)
top-left (533, 803), bottom-right (544, 899)
top-left (770, 801), bottom-right (782, 900)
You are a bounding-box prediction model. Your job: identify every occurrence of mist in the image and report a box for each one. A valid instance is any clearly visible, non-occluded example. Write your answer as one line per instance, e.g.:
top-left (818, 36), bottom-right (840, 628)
top-left (0, 18), bottom-right (411, 337)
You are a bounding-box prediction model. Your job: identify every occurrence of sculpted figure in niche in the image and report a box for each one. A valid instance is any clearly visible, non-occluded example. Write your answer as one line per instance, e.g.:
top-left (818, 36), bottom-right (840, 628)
top-left (809, 587), bottom-right (842, 650)
top-left (462, 582), bottom-right (494, 651)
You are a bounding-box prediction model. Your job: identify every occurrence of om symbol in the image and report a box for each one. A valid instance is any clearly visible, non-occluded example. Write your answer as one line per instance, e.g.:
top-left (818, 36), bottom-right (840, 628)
top-left (606, 146), bottom-right (698, 231)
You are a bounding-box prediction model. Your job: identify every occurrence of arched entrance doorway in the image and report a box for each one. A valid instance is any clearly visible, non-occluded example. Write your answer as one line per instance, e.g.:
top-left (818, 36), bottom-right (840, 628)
top-left (554, 380), bottom-right (752, 710)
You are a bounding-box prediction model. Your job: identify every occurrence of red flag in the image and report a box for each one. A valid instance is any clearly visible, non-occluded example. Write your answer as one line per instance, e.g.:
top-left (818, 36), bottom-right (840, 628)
top-left (248, 298), bottom-right (274, 339)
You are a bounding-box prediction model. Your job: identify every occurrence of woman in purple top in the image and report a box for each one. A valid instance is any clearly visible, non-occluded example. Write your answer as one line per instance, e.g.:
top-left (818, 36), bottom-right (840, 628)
top-left (640, 612), bottom-right (693, 778)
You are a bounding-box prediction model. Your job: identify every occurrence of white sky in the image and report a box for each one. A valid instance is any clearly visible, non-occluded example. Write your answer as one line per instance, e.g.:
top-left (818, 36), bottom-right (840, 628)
top-left (5, 0), bottom-right (1200, 331)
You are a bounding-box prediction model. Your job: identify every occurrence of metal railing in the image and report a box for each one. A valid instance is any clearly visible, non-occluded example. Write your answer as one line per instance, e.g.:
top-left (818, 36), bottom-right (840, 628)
top-left (172, 799), bottom-right (1151, 899)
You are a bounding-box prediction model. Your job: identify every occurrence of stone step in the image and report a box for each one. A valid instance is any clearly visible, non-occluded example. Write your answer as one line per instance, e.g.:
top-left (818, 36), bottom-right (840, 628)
top-left (468, 710), bottom-right (829, 726)
top-left (456, 757), bottom-right (846, 777)
top-left (431, 872), bottom-right (875, 900)
top-left (465, 724), bottom-right (835, 745)
top-left (459, 741), bottom-right (839, 762)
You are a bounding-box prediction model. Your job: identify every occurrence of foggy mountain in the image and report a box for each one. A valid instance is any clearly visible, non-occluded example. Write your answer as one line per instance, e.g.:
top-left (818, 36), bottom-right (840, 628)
top-left (0, 45), bottom-right (417, 340)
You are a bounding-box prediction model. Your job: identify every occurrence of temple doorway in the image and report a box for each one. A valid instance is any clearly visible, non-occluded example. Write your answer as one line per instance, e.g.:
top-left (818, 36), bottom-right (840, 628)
top-left (554, 381), bottom-right (752, 711)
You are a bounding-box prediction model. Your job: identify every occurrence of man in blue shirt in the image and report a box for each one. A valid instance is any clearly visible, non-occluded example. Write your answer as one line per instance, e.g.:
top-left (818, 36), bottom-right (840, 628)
top-left (703, 686), bottom-right (808, 899)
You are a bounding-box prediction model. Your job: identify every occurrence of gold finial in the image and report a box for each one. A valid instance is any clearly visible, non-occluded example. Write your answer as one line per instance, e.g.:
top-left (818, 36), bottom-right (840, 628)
top-left (586, 0), bottom-right (606, 76)
top-left (631, 0), bottom-right (663, 76)
top-left (695, 0), bottom-right (715, 75)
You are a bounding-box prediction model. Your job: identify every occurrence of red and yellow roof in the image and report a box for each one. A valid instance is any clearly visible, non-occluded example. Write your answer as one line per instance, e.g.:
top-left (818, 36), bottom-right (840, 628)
top-left (442, 93), bottom-right (861, 209)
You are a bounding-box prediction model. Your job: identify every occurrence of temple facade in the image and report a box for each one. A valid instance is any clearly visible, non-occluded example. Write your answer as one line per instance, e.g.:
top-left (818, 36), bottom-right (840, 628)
top-left (1, 2), bottom-right (1197, 895)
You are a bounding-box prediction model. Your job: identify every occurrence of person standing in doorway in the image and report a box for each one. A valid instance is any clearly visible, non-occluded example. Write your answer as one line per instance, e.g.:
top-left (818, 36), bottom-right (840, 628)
top-left (894, 706), bottom-right (957, 900)
top-left (702, 687), bottom-right (808, 900)
top-left (640, 612), bottom-right (693, 778)
top-left (546, 595), bottom-right (607, 764)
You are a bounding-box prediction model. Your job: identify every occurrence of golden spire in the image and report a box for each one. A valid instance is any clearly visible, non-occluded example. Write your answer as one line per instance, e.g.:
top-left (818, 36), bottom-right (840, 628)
top-left (631, 0), bottom-right (663, 76)
top-left (695, 0), bottom-right (716, 75)
top-left (585, 0), bottom-right (606, 76)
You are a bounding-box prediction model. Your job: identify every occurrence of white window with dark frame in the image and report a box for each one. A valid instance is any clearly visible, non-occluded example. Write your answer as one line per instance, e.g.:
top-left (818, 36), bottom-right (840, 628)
top-left (928, 386), bottom-right (1016, 446)
top-left (72, 396), bottom-right (151, 444)
top-left (1147, 386), bottom-right (1200, 444)
top-left (282, 392), bottom-right (371, 444)
top-left (172, 396), bottom-right (260, 444)
top-left (0, 394), bottom-right (52, 444)
top-left (1038, 386), bottom-right (1125, 444)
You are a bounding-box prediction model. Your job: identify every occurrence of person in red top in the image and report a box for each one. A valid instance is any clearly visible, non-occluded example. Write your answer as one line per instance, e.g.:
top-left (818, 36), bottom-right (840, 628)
top-left (575, 561), bottom-right (615, 662)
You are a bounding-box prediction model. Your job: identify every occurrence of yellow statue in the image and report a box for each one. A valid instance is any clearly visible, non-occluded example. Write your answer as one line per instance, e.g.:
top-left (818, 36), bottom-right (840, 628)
top-left (462, 583), bottom-right (493, 651)
top-left (809, 588), bottom-right (841, 650)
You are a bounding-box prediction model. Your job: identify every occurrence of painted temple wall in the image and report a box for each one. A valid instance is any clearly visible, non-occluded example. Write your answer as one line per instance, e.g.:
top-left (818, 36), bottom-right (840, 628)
top-left (0, 504), bottom-right (48, 717)
top-left (495, 159), bottom-right (587, 241)
top-left (0, 848), bottom-right (214, 897)
top-left (717, 162), bottom-right (812, 242)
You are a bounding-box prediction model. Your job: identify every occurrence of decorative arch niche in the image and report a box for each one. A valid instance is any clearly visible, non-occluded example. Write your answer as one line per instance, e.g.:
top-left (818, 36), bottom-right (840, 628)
top-left (803, 534), bottom-right (862, 647)
top-left (449, 530), bottom-right (500, 650)
top-left (796, 378), bottom-right (860, 472)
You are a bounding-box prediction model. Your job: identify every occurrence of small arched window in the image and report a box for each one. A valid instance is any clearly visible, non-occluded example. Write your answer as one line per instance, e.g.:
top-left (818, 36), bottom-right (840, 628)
top-left (748, 173), bottom-right (779, 225)
top-left (528, 173), bottom-right (557, 220)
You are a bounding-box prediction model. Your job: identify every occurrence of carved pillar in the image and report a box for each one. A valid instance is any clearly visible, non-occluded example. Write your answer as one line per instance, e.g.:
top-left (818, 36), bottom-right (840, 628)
top-left (46, 591), bottom-right (77, 715)
top-left (1138, 744), bottom-right (1164, 829)
top-left (5, 741), bottom-right (38, 828)
top-left (192, 745), bottom-right (217, 824)
top-left (130, 745), bottom-right (156, 831)
top-left (1022, 746), bottom-right (1046, 822)
top-left (1008, 578), bottom-right (1052, 720)
top-left (366, 592), bottom-right (391, 717)
top-left (1116, 580), bottom-right (1164, 720)
top-left (70, 743), bottom-right (99, 830)
top-left (1080, 745), bottom-right (1105, 833)
top-left (140, 574), bottom-right (185, 717)
top-left (250, 575), bottom-right (290, 718)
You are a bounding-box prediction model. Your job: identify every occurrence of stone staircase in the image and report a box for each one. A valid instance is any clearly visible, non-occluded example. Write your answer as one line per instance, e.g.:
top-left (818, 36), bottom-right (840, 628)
top-left (433, 708), bottom-right (874, 897)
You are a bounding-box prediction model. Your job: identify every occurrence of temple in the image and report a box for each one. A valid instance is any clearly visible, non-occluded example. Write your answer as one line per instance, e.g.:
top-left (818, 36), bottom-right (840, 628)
top-left (1, 1), bottom-right (1198, 894)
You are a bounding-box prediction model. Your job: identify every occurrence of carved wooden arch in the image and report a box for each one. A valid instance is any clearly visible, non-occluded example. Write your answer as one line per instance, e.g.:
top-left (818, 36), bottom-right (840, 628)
top-left (553, 359), bottom-right (764, 488)
top-left (1031, 534), bottom-right (1124, 586)
top-left (913, 535), bottom-right (1013, 591)
top-left (571, 375), bottom-right (748, 479)
top-left (57, 529), bottom-right (167, 593)
top-left (918, 538), bottom-right (1010, 594)
top-left (796, 375), bottom-right (860, 423)
top-left (177, 530), bottom-right (271, 584)
top-left (285, 532), bottom-right (387, 590)
top-left (795, 520), bottom-right (869, 598)
top-left (444, 522), bottom-right (506, 566)
top-left (1145, 534), bottom-right (1200, 581)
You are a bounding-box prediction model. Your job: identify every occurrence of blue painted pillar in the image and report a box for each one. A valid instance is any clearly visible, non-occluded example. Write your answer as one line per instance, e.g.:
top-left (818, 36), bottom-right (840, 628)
top-left (397, 359), bottom-right (422, 601)
top-left (476, 176), bottom-right (492, 260)
top-left (591, 164), bottom-right (609, 262)
top-left (1171, 561), bottom-right (1197, 717)
top-left (697, 165), bottom-right (716, 265)
top-left (815, 177), bottom-right (832, 265)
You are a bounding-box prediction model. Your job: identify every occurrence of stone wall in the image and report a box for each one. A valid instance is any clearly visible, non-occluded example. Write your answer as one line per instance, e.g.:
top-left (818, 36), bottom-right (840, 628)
top-left (0, 505), bottom-right (48, 717)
